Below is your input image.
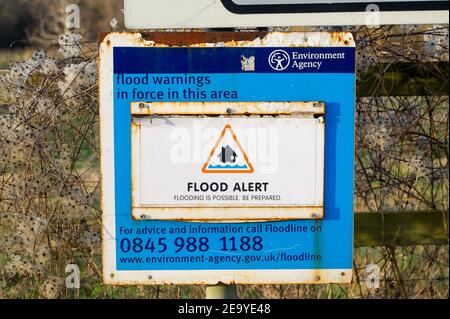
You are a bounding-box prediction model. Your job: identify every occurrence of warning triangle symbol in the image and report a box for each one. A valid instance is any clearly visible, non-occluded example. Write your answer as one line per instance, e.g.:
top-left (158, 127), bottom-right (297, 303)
top-left (202, 124), bottom-right (254, 174)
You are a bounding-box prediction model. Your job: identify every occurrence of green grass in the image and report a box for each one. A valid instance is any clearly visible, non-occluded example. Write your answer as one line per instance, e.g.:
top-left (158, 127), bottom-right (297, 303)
top-left (0, 253), bottom-right (7, 268)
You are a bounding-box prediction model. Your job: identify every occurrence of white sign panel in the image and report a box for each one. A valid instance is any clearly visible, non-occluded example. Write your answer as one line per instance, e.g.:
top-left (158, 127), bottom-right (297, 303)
top-left (124, 0), bottom-right (449, 28)
top-left (131, 102), bottom-right (325, 221)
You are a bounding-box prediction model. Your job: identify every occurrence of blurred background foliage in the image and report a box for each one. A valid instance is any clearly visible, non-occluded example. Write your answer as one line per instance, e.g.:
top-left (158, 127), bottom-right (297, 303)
top-left (0, 0), bottom-right (122, 46)
top-left (0, 0), bottom-right (123, 68)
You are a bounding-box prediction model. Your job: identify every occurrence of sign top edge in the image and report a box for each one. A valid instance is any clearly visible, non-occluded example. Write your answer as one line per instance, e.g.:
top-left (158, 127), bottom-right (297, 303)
top-left (99, 32), bottom-right (356, 49)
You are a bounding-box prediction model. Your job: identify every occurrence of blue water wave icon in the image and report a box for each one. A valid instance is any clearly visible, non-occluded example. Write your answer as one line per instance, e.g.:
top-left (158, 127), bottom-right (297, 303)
top-left (207, 164), bottom-right (249, 169)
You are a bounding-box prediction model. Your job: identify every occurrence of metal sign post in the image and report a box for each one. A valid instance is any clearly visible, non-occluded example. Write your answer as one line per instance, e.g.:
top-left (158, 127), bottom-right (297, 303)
top-left (99, 31), bottom-right (356, 293)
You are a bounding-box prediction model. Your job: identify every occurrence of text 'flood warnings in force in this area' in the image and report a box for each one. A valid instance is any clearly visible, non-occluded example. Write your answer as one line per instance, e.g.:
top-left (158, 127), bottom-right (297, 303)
top-left (99, 32), bottom-right (356, 285)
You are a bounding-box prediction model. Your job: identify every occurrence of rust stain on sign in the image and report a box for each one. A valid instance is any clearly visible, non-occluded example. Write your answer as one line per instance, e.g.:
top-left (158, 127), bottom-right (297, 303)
top-left (99, 31), bottom-right (355, 49)
top-left (130, 101), bottom-right (325, 116)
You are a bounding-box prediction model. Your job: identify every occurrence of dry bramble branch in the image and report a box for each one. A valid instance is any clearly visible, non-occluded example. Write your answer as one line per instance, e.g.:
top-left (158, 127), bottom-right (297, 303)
top-left (0, 34), bottom-right (99, 298)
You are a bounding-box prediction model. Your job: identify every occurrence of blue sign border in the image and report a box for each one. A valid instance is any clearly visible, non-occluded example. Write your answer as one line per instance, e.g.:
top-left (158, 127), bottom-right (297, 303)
top-left (103, 36), bottom-right (356, 280)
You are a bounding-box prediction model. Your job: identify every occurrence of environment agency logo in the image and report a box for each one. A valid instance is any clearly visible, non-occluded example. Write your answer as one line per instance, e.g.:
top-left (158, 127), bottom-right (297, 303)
top-left (268, 49), bottom-right (290, 71)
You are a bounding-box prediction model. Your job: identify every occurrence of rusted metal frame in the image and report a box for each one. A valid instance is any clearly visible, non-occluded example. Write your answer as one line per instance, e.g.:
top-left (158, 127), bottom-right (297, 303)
top-left (131, 101), bottom-right (325, 116)
top-left (98, 31), bottom-right (355, 48)
top-left (130, 102), bottom-right (325, 222)
top-left (98, 31), bottom-right (268, 47)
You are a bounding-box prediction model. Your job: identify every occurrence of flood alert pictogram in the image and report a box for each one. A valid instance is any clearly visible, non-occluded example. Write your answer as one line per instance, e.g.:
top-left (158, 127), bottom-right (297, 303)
top-left (202, 124), bottom-right (254, 173)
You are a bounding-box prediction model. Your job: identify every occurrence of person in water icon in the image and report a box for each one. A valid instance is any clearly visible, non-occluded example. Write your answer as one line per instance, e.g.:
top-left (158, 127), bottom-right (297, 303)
top-left (218, 145), bottom-right (237, 163)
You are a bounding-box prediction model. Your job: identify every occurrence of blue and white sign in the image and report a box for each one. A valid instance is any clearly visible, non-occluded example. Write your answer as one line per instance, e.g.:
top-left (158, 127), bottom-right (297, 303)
top-left (124, 0), bottom-right (449, 28)
top-left (99, 32), bottom-right (356, 285)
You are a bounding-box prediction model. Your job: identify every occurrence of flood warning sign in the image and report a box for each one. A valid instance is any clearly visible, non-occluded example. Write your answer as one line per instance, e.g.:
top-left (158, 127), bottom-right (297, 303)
top-left (130, 112), bottom-right (325, 220)
top-left (202, 124), bottom-right (254, 174)
top-left (100, 32), bottom-right (356, 285)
